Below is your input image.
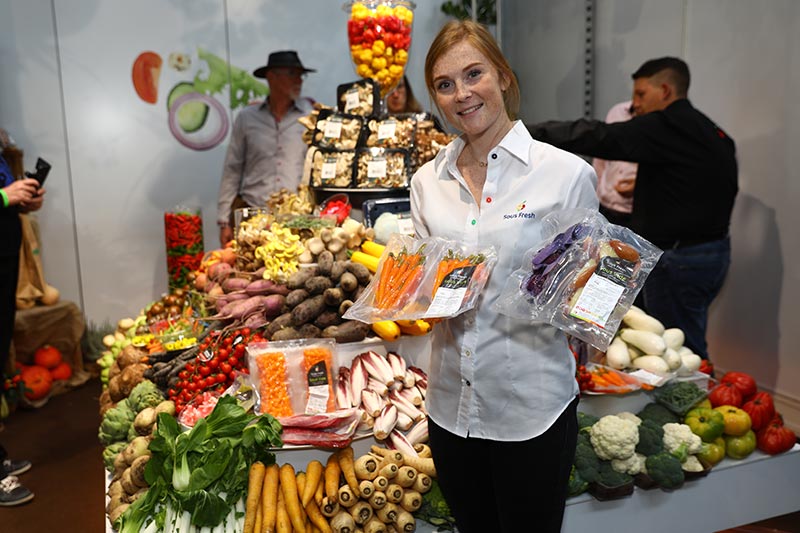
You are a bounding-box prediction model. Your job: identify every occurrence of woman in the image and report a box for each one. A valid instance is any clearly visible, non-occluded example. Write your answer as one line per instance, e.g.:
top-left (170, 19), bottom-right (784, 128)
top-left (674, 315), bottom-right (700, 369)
top-left (410, 20), bottom-right (598, 532)
top-left (386, 75), bottom-right (424, 114)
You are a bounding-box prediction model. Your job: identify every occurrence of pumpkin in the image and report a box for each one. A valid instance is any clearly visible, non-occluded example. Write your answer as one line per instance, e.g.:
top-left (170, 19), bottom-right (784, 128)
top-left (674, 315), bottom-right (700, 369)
top-left (741, 391), bottom-right (775, 431)
top-left (33, 345), bottom-right (63, 370)
top-left (720, 371), bottom-right (757, 401)
top-left (757, 419), bottom-right (797, 455)
top-left (49, 362), bottom-right (72, 381)
top-left (708, 381), bottom-right (743, 408)
top-left (21, 365), bottom-right (53, 401)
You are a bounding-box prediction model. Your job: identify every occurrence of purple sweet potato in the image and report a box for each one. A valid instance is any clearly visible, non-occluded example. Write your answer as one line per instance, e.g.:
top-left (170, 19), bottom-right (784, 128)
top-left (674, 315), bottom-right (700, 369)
top-left (208, 262), bottom-right (233, 282)
top-left (245, 278), bottom-right (290, 296)
top-left (221, 277), bottom-right (251, 293)
top-left (263, 294), bottom-right (287, 319)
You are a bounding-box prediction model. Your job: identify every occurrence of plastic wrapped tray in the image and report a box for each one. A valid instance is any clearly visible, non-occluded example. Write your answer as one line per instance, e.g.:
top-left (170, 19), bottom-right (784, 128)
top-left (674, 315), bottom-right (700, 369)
top-left (354, 147), bottom-right (410, 189)
top-left (337, 78), bottom-right (381, 117)
top-left (309, 147), bottom-right (356, 188)
top-left (312, 109), bottom-right (365, 150)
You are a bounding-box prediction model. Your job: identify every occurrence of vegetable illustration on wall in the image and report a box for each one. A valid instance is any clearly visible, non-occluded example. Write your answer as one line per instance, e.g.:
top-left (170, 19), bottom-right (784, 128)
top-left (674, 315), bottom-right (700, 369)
top-left (131, 48), bottom-right (269, 151)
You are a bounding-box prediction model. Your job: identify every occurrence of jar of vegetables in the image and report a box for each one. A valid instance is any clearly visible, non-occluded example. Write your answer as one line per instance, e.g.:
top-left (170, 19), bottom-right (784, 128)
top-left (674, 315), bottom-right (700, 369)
top-left (164, 206), bottom-right (204, 291)
top-left (343, 0), bottom-right (415, 98)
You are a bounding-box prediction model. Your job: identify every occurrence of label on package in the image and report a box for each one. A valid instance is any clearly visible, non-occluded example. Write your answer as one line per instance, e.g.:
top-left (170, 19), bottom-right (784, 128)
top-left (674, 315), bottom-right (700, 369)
top-left (425, 265), bottom-right (476, 317)
top-left (568, 256), bottom-right (635, 328)
top-left (321, 157), bottom-right (338, 184)
top-left (305, 361), bottom-right (331, 414)
top-left (344, 89), bottom-right (360, 113)
top-left (378, 120), bottom-right (397, 140)
top-left (323, 117), bottom-right (343, 139)
top-left (396, 215), bottom-right (415, 236)
top-left (367, 157), bottom-right (387, 179)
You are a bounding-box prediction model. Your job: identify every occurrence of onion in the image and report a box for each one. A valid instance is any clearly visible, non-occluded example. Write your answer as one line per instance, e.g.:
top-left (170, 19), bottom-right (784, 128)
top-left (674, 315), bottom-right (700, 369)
top-left (168, 92), bottom-right (229, 151)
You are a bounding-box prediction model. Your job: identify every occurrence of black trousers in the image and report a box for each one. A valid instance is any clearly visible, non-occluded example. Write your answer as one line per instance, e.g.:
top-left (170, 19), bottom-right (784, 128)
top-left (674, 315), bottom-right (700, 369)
top-left (0, 253), bottom-right (19, 481)
top-left (428, 396), bottom-right (579, 533)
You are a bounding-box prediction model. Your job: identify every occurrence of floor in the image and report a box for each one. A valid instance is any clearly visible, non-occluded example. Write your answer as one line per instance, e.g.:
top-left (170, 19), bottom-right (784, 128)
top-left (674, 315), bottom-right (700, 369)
top-left (0, 378), bottom-right (798, 533)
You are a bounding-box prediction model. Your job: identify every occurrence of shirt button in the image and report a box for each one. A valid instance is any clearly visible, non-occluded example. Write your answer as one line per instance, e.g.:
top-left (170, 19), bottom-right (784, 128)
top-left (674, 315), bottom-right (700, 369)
top-left (465, 379), bottom-right (471, 387)
top-left (491, 153), bottom-right (498, 160)
top-left (486, 197), bottom-right (492, 203)
top-left (464, 350), bottom-right (471, 357)
top-left (471, 219), bottom-right (476, 225)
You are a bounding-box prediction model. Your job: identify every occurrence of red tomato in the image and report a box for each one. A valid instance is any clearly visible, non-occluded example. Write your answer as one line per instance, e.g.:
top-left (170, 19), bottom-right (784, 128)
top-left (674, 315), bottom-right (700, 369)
top-left (131, 51), bottom-right (162, 104)
top-left (179, 370), bottom-right (189, 380)
top-left (708, 381), bottom-right (743, 408)
top-left (757, 419), bottom-right (797, 455)
top-left (34, 345), bottom-right (63, 369)
top-left (720, 371), bottom-right (758, 401)
top-left (215, 373), bottom-right (226, 384)
top-left (742, 391), bottom-right (776, 431)
top-left (199, 365), bottom-right (211, 377)
top-left (228, 356), bottom-right (239, 367)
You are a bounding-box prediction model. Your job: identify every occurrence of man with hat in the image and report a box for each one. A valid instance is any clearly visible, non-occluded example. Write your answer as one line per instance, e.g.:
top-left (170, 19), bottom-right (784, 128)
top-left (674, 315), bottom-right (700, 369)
top-left (217, 50), bottom-right (316, 246)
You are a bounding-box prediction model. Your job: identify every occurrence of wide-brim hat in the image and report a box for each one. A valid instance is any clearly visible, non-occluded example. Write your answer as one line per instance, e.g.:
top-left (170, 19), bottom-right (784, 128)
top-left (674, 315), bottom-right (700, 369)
top-left (253, 50), bottom-right (316, 78)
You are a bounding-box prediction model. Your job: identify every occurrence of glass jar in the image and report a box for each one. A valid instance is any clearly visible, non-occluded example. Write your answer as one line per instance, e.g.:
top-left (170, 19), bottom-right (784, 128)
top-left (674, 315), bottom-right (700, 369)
top-left (164, 205), bottom-right (204, 290)
top-left (343, 0), bottom-right (416, 98)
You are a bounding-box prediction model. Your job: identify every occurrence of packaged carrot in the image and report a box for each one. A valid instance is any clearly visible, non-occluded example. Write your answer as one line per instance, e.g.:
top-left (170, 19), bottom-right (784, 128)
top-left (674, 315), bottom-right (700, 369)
top-left (247, 343), bottom-right (294, 417)
top-left (301, 343), bottom-right (337, 413)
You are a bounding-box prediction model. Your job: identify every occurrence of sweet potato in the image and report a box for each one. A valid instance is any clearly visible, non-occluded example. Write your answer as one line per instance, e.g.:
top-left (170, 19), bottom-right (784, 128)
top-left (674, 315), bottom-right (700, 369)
top-left (245, 278), bottom-right (291, 296)
top-left (286, 289), bottom-right (310, 308)
top-left (263, 294), bottom-right (287, 319)
top-left (322, 321), bottom-right (370, 343)
top-left (222, 277), bottom-right (251, 293)
top-left (305, 276), bottom-right (334, 295)
top-left (287, 267), bottom-right (319, 289)
top-left (291, 295), bottom-right (327, 326)
top-left (208, 262), bottom-right (233, 282)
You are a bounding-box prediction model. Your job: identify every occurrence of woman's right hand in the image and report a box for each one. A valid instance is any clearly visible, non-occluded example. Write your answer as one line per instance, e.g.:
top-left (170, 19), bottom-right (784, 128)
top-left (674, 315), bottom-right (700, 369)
top-left (3, 178), bottom-right (40, 207)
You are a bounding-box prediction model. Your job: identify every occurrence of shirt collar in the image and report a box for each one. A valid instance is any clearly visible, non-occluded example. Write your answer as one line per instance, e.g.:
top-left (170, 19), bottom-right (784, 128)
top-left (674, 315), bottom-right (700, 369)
top-left (259, 97), bottom-right (311, 113)
top-left (439, 120), bottom-right (530, 176)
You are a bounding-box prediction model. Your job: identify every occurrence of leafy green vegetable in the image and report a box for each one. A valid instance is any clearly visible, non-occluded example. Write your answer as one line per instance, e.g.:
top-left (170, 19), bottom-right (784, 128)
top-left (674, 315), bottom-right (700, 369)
top-left (654, 381), bottom-right (707, 415)
top-left (414, 478), bottom-right (457, 531)
top-left (568, 465), bottom-right (589, 496)
top-left (636, 402), bottom-right (680, 427)
top-left (119, 395), bottom-right (282, 532)
top-left (577, 411), bottom-right (600, 431)
top-left (193, 48), bottom-right (269, 110)
top-left (645, 452), bottom-right (685, 490)
top-left (636, 419), bottom-right (665, 456)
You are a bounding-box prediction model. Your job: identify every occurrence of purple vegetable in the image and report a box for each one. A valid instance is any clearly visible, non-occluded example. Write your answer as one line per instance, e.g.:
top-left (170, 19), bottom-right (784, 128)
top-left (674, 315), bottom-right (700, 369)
top-left (245, 279), bottom-right (291, 296)
top-left (221, 277), bottom-right (251, 292)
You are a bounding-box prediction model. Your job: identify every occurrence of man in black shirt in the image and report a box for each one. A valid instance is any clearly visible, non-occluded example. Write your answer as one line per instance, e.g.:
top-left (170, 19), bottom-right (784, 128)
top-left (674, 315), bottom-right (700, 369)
top-left (527, 57), bottom-right (738, 361)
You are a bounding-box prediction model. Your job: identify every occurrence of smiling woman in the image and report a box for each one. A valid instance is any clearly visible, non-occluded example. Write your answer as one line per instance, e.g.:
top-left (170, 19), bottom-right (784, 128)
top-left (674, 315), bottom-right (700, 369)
top-left (409, 19), bottom-right (599, 533)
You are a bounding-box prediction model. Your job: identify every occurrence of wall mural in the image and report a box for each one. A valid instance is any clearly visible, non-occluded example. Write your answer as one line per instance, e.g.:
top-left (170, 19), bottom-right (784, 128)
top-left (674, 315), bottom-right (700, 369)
top-left (131, 48), bottom-right (269, 151)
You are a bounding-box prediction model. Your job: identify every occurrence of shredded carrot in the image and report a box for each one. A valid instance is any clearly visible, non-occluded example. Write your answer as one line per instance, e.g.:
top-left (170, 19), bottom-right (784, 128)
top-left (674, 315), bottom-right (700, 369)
top-left (255, 351), bottom-right (294, 417)
top-left (302, 347), bottom-right (336, 412)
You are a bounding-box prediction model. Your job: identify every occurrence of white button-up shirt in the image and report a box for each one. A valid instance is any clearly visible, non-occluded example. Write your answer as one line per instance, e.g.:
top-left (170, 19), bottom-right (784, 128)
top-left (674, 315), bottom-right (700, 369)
top-left (217, 98), bottom-right (313, 224)
top-left (410, 121), bottom-right (598, 441)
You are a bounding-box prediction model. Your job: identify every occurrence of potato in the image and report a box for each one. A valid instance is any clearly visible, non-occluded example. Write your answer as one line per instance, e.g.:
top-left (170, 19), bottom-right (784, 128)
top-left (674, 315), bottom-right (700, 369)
top-left (266, 312), bottom-right (294, 337)
top-left (305, 276), bottom-right (334, 295)
top-left (322, 320), bottom-right (371, 343)
top-left (270, 327), bottom-right (305, 341)
top-left (330, 260), bottom-right (348, 282)
top-left (339, 272), bottom-right (359, 293)
top-left (287, 267), bottom-right (318, 290)
top-left (291, 295), bottom-right (327, 326)
top-left (317, 250), bottom-right (335, 276)
top-left (286, 289), bottom-right (310, 308)
top-left (346, 262), bottom-right (372, 285)
top-left (314, 309), bottom-right (343, 329)
top-left (323, 287), bottom-right (345, 307)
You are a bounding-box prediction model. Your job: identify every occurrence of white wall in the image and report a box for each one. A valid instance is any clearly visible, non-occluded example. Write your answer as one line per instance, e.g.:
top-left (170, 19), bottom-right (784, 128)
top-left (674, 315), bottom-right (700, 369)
top-left (503, 0), bottom-right (800, 429)
top-left (0, 0), bottom-right (447, 325)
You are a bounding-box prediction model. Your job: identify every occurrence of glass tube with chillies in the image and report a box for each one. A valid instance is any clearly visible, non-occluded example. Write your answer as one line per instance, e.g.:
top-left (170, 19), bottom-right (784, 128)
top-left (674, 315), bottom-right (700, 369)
top-left (164, 207), bottom-right (204, 291)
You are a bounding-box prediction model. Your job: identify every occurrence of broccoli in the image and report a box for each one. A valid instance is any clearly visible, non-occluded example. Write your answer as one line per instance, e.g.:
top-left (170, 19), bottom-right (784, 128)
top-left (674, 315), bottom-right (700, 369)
top-left (636, 419), bottom-right (665, 456)
top-left (636, 402), bottom-right (680, 427)
top-left (577, 411), bottom-right (599, 431)
top-left (102, 441), bottom-right (127, 471)
top-left (654, 381), bottom-right (707, 415)
top-left (128, 380), bottom-right (164, 413)
top-left (98, 398), bottom-right (136, 445)
top-left (573, 439), bottom-right (602, 484)
top-left (568, 465), bottom-right (589, 496)
top-left (597, 461), bottom-right (633, 488)
top-left (645, 452), bottom-right (685, 490)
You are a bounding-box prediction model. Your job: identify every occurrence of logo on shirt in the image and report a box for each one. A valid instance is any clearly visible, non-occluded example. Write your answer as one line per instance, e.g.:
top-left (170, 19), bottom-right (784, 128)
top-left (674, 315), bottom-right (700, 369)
top-left (503, 200), bottom-right (535, 220)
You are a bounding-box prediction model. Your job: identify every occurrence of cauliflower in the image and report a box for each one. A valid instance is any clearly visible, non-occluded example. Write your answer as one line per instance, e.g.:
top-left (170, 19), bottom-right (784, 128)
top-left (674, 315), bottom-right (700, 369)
top-left (611, 452), bottom-right (647, 475)
top-left (617, 412), bottom-right (642, 426)
top-left (662, 422), bottom-right (703, 462)
top-left (589, 415), bottom-right (640, 461)
top-left (681, 455), bottom-right (705, 472)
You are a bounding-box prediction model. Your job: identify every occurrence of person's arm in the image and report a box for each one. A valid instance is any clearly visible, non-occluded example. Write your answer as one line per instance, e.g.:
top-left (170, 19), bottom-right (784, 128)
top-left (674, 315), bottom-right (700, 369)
top-left (527, 115), bottom-right (667, 164)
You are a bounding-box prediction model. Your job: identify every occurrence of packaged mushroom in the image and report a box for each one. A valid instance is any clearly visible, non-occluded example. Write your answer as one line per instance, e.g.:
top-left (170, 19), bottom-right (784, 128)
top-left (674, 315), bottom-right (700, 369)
top-left (312, 109), bottom-right (365, 150)
top-left (337, 79), bottom-right (381, 117)
top-left (310, 148), bottom-right (356, 188)
top-left (412, 114), bottom-right (457, 172)
top-left (355, 147), bottom-right (410, 189)
top-left (365, 114), bottom-right (416, 149)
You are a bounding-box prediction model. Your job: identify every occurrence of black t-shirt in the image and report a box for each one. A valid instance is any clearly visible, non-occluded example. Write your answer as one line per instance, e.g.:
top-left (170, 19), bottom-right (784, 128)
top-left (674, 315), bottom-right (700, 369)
top-left (1, 155), bottom-right (22, 257)
top-left (527, 99), bottom-right (738, 246)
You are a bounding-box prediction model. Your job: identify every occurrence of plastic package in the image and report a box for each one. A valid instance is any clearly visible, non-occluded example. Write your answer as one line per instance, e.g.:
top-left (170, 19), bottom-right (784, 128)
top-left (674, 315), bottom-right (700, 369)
top-left (343, 232), bottom-right (497, 322)
top-left (364, 114), bottom-right (416, 148)
top-left (354, 147), bottom-right (410, 188)
top-left (493, 208), bottom-right (662, 351)
top-left (247, 339), bottom-right (339, 417)
top-left (309, 148), bottom-right (355, 187)
top-left (337, 78), bottom-right (381, 117)
top-left (312, 109), bottom-right (365, 150)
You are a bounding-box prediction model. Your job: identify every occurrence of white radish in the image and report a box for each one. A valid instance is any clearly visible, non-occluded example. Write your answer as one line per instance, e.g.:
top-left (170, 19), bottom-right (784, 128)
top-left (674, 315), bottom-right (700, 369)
top-left (662, 328), bottom-right (686, 351)
top-left (622, 308), bottom-right (665, 335)
top-left (605, 337), bottom-right (631, 370)
top-left (620, 329), bottom-right (666, 356)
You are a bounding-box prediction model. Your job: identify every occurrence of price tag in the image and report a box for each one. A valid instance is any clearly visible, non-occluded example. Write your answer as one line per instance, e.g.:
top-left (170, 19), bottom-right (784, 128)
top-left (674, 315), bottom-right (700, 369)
top-left (323, 117), bottom-right (343, 139)
top-left (425, 265), bottom-right (476, 317)
top-left (378, 120), bottom-right (397, 140)
top-left (367, 157), bottom-right (387, 179)
top-left (344, 89), bottom-right (360, 112)
top-left (321, 157), bottom-right (338, 183)
top-left (396, 215), bottom-right (415, 236)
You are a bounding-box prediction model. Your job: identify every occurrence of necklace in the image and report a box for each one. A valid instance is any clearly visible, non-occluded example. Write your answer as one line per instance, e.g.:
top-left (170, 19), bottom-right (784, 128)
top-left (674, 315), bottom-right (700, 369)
top-left (465, 145), bottom-right (488, 168)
